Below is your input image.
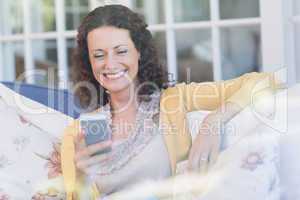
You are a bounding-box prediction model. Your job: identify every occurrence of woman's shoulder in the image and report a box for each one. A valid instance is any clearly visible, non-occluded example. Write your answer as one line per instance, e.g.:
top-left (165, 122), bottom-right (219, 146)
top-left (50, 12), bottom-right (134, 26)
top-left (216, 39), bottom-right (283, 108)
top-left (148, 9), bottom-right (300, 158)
top-left (161, 82), bottom-right (186, 93)
top-left (161, 82), bottom-right (205, 98)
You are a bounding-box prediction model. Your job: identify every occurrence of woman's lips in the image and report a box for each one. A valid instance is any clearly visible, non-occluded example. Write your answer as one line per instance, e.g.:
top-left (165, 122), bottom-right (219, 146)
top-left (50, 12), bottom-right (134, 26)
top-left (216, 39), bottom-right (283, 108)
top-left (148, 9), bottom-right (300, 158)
top-left (101, 69), bottom-right (129, 80)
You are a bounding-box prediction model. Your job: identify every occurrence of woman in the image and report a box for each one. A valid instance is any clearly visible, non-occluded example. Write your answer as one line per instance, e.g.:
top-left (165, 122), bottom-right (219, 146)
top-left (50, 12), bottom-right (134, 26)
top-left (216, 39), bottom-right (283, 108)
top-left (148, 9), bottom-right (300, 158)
top-left (61, 4), bottom-right (278, 200)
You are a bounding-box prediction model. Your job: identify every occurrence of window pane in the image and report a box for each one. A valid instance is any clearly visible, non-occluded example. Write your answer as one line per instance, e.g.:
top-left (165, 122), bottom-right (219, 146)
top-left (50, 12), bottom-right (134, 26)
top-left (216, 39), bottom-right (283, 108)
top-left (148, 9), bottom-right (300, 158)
top-left (152, 31), bottom-right (168, 71)
top-left (294, 0), bottom-right (300, 15)
top-left (65, 0), bottom-right (90, 30)
top-left (174, 0), bottom-right (210, 22)
top-left (220, 26), bottom-right (261, 80)
top-left (220, 0), bottom-right (260, 19)
top-left (32, 40), bottom-right (58, 88)
top-left (31, 0), bottom-right (56, 32)
top-left (66, 0), bottom-right (89, 6)
top-left (131, 0), bottom-right (165, 24)
top-left (176, 29), bottom-right (213, 83)
top-left (2, 42), bottom-right (25, 81)
top-left (294, 23), bottom-right (300, 82)
top-left (0, 1), bottom-right (23, 35)
top-left (67, 38), bottom-right (76, 82)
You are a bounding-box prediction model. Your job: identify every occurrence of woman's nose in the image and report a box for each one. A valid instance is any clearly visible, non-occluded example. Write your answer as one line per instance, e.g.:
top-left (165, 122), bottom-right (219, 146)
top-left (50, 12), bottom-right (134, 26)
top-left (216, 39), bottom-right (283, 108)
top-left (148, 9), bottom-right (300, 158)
top-left (104, 53), bottom-right (117, 69)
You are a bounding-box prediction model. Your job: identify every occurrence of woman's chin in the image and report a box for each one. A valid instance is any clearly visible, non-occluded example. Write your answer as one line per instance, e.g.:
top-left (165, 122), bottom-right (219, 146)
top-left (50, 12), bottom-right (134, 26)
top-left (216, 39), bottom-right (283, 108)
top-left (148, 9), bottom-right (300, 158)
top-left (99, 75), bottom-right (138, 96)
top-left (104, 84), bottom-right (133, 94)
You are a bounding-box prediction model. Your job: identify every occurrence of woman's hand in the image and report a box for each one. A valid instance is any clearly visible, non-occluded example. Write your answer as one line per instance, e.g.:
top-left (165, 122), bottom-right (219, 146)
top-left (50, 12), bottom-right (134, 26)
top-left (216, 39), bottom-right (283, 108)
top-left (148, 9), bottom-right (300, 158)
top-left (187, 102), bottom-right (242, 173)
top-left (74, 130), bottom-right (112, 175)
top-left (187, 113), bottom-right (222, 173)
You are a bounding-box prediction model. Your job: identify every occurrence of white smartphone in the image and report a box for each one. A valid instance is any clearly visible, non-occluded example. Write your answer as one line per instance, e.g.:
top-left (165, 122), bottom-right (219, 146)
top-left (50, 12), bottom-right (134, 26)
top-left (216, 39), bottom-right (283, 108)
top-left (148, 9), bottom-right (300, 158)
top-left (79, 113), bottom-right (112, 155)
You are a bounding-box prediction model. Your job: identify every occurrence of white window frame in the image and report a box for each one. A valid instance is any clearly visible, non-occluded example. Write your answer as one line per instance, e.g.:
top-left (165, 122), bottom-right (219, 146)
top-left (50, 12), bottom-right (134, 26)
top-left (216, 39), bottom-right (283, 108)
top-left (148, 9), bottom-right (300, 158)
top-left (0, 43), bottom-right (3, 81)
top-left (282, 0), bottom-right (299, 84)
top-left (0, 0), bottom-right (287, 87)
top-left (260, 0), bottom-right (286, 73)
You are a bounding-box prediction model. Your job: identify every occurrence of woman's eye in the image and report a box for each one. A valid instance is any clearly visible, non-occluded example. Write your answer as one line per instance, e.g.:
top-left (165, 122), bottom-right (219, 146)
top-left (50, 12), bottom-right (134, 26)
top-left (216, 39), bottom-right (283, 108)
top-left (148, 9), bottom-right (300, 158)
top-left (94, 54), bottom-right (104, 59)
top-left (117, 50), bottom-right (128, 55)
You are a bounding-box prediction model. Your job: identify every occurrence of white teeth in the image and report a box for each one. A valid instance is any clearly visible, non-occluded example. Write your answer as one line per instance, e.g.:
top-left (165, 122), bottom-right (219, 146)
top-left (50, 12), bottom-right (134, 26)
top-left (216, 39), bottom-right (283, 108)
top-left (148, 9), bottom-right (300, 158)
top-left (104, 70), bottom-right (127, 80)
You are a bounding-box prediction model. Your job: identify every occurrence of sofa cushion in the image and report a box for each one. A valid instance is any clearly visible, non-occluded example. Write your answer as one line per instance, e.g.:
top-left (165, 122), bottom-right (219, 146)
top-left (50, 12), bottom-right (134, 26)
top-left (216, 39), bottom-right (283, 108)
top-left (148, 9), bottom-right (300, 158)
top-left (0, 83), bottom-right (72, 198)
top-left (0, 81), bottom-right (81, 118)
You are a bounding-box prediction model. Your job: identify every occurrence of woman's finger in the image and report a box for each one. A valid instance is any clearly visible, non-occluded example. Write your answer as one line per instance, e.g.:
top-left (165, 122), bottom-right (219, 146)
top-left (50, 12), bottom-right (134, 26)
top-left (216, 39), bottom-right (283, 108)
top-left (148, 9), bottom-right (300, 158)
top-left (84, 153), bottom-right (111, 168)
top-left (76, 140), bottom-right (112, 159)
top-left (189, 131), bottom-right (217, 171)
top-left (74, 130), bottom-right (89, 163)
top-left (208, 135), bottom-right (221, 169)
top-left (76, 152), bottom-right (109, 171)
top-left (195, 139), bottom-right (210, 173)
top-left (188, 139), bottom-right (207, 171)
top-left (198, 152), bottom-right (209, 174)
top-left (187, 146), bottom-right (198, 171)
top-left (74, 129), bottom-right (85, 151)
top-left (187, 139), bottom-right (199, 171)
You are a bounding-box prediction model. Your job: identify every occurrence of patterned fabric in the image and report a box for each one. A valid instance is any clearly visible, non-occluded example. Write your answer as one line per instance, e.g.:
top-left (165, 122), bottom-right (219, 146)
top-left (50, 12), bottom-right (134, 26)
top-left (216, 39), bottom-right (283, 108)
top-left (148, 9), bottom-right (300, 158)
top-left (179, 109), bottom-right (281, 200)
top-left (0, 83), bottom-right (71, 199)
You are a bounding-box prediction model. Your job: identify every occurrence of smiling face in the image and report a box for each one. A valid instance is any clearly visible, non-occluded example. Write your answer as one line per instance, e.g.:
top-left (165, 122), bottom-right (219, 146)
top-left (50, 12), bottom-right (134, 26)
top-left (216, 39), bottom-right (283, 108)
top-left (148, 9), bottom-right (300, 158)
top-left (87, 26), bottom-right (140, 94)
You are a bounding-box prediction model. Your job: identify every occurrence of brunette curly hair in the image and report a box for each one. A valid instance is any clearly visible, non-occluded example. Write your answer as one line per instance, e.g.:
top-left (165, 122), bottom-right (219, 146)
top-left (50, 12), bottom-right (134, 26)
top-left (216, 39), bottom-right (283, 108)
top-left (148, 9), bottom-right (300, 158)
top-left (72, 4), bottom-right (168, 110)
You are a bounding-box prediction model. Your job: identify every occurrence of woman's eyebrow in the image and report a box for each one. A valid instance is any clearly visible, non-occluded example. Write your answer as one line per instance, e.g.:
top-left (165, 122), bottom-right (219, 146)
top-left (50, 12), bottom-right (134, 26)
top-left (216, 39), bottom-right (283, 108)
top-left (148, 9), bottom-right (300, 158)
top-left (114, 44), bottom-right (128, 49)
top-left (93, 45), bottom-right (128, 52)
top-left (93, 49), bottom-right (104, 53)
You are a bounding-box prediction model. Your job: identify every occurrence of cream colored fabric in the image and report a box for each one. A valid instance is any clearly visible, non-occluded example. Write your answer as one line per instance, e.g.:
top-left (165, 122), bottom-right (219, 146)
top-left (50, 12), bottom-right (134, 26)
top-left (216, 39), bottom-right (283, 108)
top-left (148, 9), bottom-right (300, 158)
top-left (95, 133), bottom-right (171, 196)
top-left (0, 83), bottom-right (72, 199)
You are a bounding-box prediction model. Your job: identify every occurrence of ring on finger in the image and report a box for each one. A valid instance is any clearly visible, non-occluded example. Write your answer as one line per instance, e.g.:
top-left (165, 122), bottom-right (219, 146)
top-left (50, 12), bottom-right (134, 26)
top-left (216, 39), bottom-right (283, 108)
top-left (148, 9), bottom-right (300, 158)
top-left (200, 154), bottom-right (208, 162)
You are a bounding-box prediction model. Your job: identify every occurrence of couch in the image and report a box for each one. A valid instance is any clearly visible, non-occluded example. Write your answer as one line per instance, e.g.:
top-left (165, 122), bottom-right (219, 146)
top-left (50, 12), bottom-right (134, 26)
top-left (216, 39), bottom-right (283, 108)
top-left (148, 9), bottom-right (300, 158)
top-left (0, 81), bottom-right (299, 199)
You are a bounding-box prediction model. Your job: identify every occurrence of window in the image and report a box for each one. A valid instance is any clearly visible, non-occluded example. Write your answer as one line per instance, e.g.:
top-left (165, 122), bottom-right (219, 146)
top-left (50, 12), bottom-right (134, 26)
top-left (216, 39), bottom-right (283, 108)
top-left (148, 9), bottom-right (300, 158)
top-left (129, 0), bottom-right (263, 82)
top-left (0, 0), bottom-right (289, 89)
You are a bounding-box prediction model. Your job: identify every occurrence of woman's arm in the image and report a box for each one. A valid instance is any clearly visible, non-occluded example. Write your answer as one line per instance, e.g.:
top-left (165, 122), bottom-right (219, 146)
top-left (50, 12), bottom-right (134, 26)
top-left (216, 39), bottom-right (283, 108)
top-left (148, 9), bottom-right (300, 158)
top-left (182, 72), bottom-right (278, 112)
top-left (186, 72), bottom-right (281, 172)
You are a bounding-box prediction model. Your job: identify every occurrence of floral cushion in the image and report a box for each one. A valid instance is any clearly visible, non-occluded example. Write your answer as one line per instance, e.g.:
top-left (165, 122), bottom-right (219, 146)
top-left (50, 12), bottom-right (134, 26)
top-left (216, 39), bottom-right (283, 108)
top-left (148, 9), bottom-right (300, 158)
top-left (0, 83), bottom-right (72, 199)
top-left (188, 109), bottom-right (280, 200)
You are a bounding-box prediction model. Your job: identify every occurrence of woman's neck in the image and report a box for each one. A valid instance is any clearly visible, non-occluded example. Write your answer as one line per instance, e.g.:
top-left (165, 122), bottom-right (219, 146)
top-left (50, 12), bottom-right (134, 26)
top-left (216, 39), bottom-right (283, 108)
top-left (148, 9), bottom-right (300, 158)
top-left (109, 84), bottom-right (138, 114)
